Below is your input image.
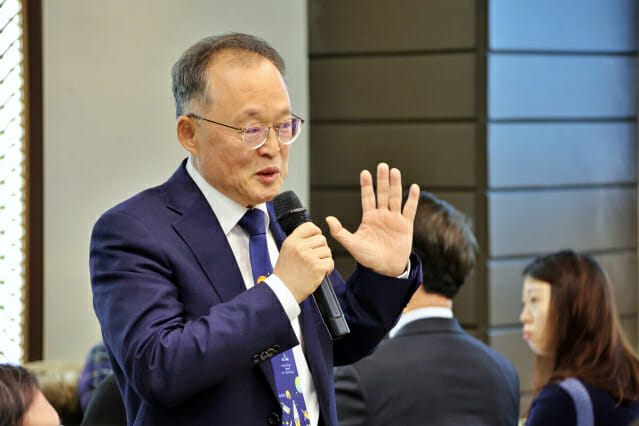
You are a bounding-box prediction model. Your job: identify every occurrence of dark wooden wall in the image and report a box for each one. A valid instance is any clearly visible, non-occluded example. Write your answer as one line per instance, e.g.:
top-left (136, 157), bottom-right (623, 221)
top-left (309, 0), bottom-right (482, 329)
top-left (309, 0), bottom-right (638, 415)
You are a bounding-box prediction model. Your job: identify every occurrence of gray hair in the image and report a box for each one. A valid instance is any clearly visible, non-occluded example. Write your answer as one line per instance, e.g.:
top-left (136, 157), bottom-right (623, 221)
top-left (171, 32), bottom-right (286, 118)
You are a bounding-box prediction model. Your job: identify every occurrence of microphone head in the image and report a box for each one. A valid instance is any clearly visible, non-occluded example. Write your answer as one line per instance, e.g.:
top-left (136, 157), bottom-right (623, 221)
top-left (273, 191), bottom-right (308, 235)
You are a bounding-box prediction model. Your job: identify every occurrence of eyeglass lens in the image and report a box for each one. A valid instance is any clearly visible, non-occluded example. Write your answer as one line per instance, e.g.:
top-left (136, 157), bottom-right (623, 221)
top-left (243, 118), bottom-right (302, 147)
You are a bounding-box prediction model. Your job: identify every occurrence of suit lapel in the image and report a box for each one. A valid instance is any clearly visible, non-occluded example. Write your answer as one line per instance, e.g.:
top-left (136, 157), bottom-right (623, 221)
top-left (167, 164), bottom-right (280, 397)
top-left (166, 162), bottom-right (246, 303)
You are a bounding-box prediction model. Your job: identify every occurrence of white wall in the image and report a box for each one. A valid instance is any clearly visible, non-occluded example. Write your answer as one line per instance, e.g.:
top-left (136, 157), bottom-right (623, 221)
top-left (43, 0), bottom-right (309, 361)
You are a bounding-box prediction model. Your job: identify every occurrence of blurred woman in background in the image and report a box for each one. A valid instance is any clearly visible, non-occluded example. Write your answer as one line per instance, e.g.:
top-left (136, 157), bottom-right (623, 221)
top-left (520, 250), bottom-right (639, 425)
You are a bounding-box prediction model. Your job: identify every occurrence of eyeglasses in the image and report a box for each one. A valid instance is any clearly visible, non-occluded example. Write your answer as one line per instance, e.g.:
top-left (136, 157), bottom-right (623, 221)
top-left (186, 113), bottom-right (304, 149)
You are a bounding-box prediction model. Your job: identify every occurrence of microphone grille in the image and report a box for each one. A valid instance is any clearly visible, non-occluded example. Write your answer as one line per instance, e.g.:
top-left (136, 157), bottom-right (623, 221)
top-left (273, 190), bottom-right (303, 216)
top-left (273, 191), bottom-right (308, 235)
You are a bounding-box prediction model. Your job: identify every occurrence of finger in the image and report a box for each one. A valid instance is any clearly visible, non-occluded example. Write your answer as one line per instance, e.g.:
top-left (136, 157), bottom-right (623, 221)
top-left (306, 234), bottom-right (328, 249)
top-left (323, 257), bottom-right (335, 275)
top-left (326, 216), bottom-right (353, 247)
top-left (360, 170), bottom-right (375, 213)
top-left (376, 163), bottom-right (390, 209)
top-left (325, 216), bottom-right (344, 237)
top-left (389, 168), bottom-right (402, 212)
top-left (291, 222), bottom-right (321, 238)
top-left (313, 245), bottom-right (333, 260)
top-left (402, 183), bottom-right (420, 221)
top-left (313, 256), bottom-right (334, 277)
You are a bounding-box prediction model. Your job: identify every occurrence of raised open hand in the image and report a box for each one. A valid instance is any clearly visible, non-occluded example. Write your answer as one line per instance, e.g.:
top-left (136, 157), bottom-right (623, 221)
top-left (325, 163), bottom-right (419, 277)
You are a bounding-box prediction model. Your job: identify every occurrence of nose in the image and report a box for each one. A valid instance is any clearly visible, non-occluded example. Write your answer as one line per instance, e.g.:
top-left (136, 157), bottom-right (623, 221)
top-left (520, 305), bottom-right (531, 324)
top-left (257, 127), bottom-right (280, 155)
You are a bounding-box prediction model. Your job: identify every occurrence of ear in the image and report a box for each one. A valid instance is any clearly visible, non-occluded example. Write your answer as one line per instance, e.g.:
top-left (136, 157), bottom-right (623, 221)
top-left (177, 115), bottom-right (198, 156)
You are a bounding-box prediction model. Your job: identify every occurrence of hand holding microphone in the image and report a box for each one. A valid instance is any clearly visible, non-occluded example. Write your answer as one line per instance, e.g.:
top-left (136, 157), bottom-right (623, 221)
top-left (273, 191), bottom-right (350, 340)
top-left (271, 220), bottom-right (334, 305)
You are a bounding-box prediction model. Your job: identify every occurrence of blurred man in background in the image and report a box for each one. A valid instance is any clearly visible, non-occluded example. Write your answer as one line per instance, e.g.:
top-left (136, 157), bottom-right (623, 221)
top-left (335, 192), bottom-right (519, 426)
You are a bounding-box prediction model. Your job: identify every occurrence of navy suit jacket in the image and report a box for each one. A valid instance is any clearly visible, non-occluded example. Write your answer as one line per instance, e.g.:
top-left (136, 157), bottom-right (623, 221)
top-left (335, 317), bottom-right (520, 426)
top-left (90, 161), bottom-right (421, 425)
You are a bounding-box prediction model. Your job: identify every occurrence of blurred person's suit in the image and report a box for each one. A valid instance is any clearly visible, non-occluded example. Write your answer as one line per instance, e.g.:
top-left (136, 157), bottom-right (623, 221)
top-left (335, 192), bottom-right (520, 426)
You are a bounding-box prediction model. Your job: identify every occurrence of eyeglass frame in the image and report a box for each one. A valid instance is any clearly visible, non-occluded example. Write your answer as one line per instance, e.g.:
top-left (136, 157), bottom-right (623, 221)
top-left (185, 113), bottom-right (305, 149)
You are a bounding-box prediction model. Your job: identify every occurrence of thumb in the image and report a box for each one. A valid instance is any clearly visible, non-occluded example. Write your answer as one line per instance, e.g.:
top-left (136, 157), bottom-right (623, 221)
top-left (326, 216), bottom-right (353, 248)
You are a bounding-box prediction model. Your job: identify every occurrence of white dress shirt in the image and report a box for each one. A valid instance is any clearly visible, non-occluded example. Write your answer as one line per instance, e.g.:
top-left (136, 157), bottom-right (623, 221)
top-left (186, 158), bottom-right (320, 426)
top-left (388, 306), bottom-right (454, 338)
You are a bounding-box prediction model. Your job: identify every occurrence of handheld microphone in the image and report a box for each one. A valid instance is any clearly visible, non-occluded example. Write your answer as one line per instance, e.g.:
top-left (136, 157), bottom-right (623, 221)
top-left (273, 191), bottom-right (350, 340)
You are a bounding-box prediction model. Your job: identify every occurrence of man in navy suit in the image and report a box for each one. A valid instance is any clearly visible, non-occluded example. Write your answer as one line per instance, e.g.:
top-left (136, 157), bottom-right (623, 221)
top-left (335, 192), bottom-right (520, 426)
top-left (89, 33), bottom-right (422, 425)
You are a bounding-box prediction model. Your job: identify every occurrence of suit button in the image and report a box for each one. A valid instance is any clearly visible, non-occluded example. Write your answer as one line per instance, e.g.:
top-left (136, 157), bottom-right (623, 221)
top-left (266, 348), bottom-right (275, 357)
top-left (252, 354), bottom-right (261, 364)
top-left (272, 344), bottom-right (281, 351)
top-left (260, 351), bottom-right (269, 361)
top-left (268, 412), bottom-right (280, 425)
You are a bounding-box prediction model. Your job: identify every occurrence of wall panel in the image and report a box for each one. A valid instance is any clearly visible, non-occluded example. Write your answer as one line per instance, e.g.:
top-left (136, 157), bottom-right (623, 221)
top-left (488, 55), bottom-right (637, 119)
top-left (311, 54), bottom-right (475, 120)
top-left (310, 0), bottom-right (475, 54)
top-left (454, 270), bottom-right (477, 327)
top-left (488, 122), bottom-right (637, 188)
top-left (489, 0), bottom-right (637, 52)
top-left (488, 188), bottom-right (637, 258)
top-left (489, 330), bottom-right (535, 392)
top-left (311, 123), bottom-right (475, 188)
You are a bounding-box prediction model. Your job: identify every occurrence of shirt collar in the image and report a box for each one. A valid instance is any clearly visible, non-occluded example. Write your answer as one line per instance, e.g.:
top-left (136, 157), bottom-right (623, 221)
top-left (389, 306), bottom-right (453, 338)
top-left (186, 157), bottom-right (270, 235)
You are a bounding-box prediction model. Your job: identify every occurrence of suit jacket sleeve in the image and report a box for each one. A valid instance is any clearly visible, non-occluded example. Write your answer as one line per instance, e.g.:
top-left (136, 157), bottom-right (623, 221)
top-left (90, 210), bottom-right (299, 407)
top-left (334, 365), bottom-right (368, 426)
top-left (331, 253), bottom-right (422, 366)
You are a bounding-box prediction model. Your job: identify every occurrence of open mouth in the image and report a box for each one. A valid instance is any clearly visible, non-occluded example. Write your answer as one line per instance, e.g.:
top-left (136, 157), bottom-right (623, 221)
top-left (257, 167), bottom-right (279, 183)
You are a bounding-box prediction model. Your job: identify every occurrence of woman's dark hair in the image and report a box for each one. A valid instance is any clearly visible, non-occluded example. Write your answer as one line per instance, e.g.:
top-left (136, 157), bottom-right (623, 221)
top-left (0, 364), bottom-right (40, 426)
top-left (524, 250), bottom-right (639, 406)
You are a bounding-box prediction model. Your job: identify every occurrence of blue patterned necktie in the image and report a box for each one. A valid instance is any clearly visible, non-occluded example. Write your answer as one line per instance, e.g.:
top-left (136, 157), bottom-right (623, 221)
top-left (238, 209), bottom-right (311, 426)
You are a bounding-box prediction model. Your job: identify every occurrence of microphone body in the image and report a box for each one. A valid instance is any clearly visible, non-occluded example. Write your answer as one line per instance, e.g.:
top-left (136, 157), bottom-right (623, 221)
top-left (273, 191), bottom-right (350, 340)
